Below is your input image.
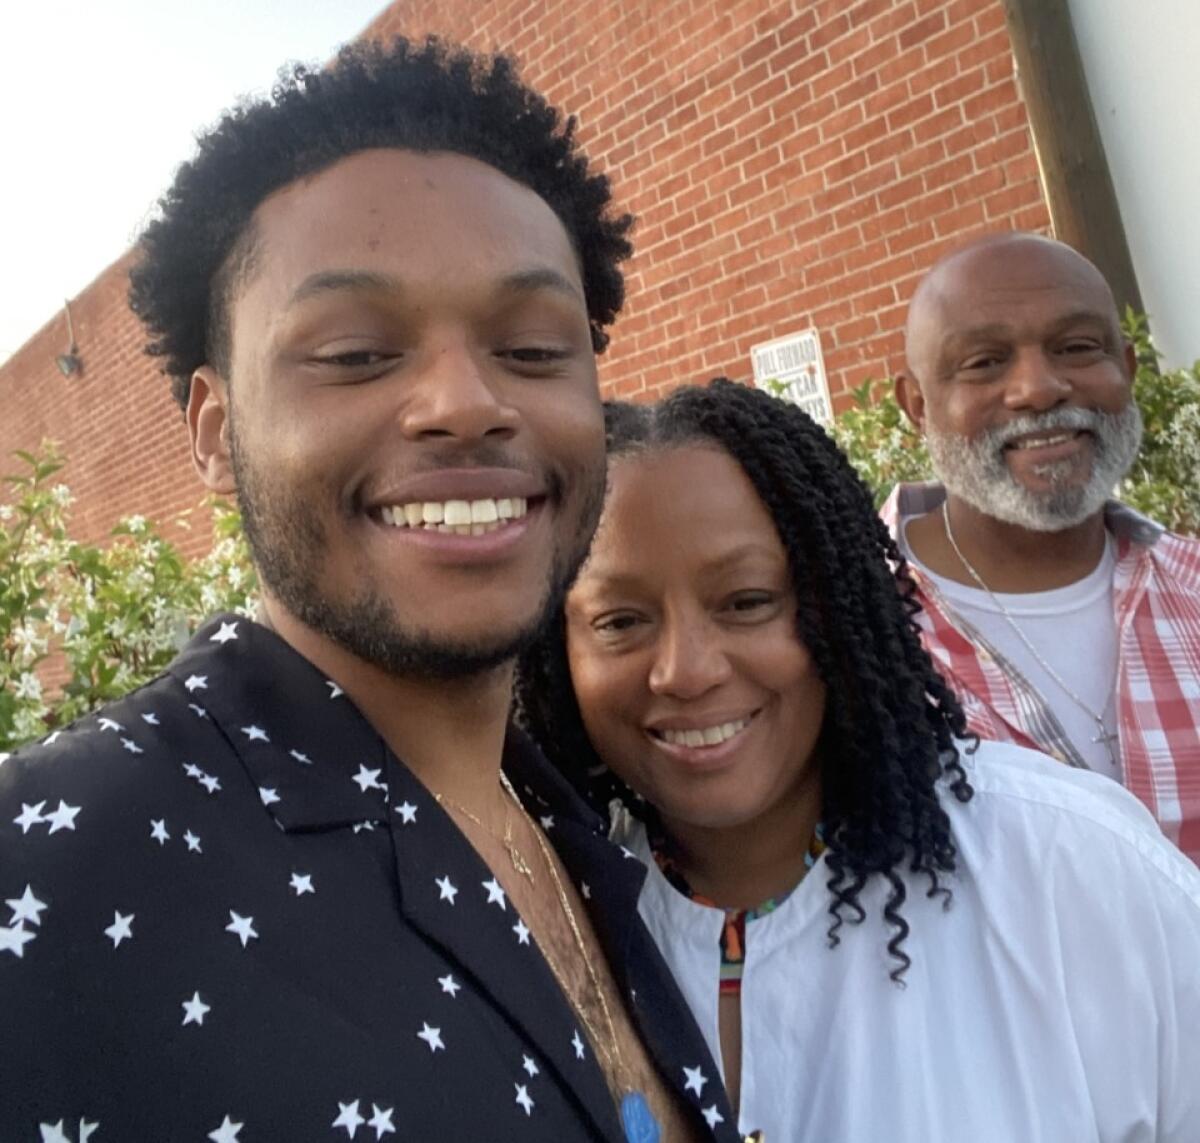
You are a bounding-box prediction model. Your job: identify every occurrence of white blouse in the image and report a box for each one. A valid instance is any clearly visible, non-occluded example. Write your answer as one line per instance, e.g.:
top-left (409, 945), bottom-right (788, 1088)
top-left (616, 740), bottom-right (1200, 1142)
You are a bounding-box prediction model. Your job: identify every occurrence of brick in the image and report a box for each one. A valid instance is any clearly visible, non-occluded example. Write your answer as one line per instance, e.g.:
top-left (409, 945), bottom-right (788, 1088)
top-left (897, 10), bottom-right (948, 51)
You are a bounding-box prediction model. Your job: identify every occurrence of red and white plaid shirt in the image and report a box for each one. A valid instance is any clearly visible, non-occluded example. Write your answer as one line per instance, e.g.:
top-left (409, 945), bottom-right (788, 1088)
top-left (882, 482), bottom-right (1200, 865)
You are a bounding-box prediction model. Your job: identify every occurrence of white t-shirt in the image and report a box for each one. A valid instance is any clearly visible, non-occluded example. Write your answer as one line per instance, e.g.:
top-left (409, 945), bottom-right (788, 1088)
top-left (901, 521), bottom-right (1121, 777)
top-left (616, 741), bottom-right (1200, 1143)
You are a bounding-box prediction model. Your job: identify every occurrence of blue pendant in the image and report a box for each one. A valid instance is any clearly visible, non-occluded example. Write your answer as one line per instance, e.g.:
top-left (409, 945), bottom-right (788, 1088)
top-left (621, 1091), bottom-right (661, 1143)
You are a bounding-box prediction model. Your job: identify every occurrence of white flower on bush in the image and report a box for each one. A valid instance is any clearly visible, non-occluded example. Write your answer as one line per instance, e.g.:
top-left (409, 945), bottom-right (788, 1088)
top-left (13, 673), bottom-right (43, 702)
top-left (50, 484), bottom-right (73, 507)
top-left (125, 515), bottom-right (147, 534)
top-left (0, 504), bottom-right (13, 522)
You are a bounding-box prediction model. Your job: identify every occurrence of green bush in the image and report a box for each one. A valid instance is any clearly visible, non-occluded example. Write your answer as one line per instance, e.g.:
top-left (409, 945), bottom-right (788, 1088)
top-left (0, 446), bottom-right (255, 753)
top-left (790, 312), bottom-right (1200, 530)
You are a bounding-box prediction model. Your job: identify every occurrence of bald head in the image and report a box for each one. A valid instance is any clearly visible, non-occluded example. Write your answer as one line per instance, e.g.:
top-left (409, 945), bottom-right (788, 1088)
top-left (903, 233), bottom-right (1122, 384)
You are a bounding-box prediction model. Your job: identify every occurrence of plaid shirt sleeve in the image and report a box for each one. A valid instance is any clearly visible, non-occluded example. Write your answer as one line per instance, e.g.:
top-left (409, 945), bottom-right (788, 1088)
top-left (882, 484), bottom-right (1200, 866)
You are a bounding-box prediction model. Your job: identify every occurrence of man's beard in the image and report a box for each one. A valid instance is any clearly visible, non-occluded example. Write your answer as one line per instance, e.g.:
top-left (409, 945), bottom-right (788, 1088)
top-left (925, 403), bottom-right (1143, 532)
top-left (229, 421), bottom-right (605, 681)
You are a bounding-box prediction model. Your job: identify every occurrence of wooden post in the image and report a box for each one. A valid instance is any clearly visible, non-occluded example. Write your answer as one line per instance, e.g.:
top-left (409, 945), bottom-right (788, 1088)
top-left (1001, 0), bottom-right (1144, 316)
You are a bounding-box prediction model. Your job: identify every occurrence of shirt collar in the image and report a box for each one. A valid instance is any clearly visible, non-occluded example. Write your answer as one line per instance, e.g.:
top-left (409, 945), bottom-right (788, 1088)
top-left (167, 614), bottom-right (606, 836)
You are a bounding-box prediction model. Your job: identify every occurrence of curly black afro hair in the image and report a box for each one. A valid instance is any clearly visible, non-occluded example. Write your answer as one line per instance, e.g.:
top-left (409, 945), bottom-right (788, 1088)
top-left (515, 379), bottom-right (976, 981)
top-left (129, 36), bottom-right (634, 410)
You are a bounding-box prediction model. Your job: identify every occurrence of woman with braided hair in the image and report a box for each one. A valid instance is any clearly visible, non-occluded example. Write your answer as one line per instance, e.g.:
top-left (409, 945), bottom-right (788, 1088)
top-left (515, 378), bottom-right (1200, 1143)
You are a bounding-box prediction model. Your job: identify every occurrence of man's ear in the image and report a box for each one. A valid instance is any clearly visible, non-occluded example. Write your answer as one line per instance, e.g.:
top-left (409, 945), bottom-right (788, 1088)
top-left (188, 366), bottom-right (236, 494)
top-left (1122, 338), bottom-right (1138, 380)
top-left (893, 371), bottom-right (926, 431)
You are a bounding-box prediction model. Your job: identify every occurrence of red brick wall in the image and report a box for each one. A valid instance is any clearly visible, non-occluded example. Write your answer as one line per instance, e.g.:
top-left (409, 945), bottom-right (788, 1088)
top-left (0, 0), bottom-right (1049, 538)
top-left (0, 253), bottom-right (208, 555)
top-left (365, 0), bottom-right (1049, 399)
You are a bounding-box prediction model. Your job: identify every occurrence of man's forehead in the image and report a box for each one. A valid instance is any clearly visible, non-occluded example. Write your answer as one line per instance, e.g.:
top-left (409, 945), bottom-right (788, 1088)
top-left (908, 238), bottom-right (1118, 365)
top-left (245, 148), bottom-right (580, 293)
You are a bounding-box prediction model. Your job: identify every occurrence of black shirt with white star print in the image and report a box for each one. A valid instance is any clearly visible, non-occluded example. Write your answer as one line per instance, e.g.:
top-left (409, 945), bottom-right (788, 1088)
top-left (0, 615), bottom-right (737, 1141)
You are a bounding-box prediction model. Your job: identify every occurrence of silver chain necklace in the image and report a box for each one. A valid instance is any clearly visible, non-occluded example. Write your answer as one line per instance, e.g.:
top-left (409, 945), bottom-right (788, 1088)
top-left (941, 501), bottom-right (1119, 770)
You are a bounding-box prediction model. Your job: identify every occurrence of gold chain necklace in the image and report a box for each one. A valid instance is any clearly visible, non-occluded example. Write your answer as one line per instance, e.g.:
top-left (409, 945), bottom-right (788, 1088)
top-left (498, 772), bottom-right (624, 1074)
top-left (499, 773), bottom-right (678, 1142)
top-left (941, 500), bottom-right (1119, 770)
top-left (435, 785), bottom-right (535, 883)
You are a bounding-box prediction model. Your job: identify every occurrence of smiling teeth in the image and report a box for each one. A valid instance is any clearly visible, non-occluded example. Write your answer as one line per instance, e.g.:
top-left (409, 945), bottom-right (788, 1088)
top-left (379, 497), bottom-right (528, 531)
top-left (657, 718), bottom-right (750, 748)
top-left (1010, 433), bottom-right (1078, 450)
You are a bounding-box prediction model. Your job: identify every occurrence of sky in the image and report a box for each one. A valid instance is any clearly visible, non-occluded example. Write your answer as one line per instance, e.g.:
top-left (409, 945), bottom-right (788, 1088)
top-left (1, 0), bottom-right (388, 364)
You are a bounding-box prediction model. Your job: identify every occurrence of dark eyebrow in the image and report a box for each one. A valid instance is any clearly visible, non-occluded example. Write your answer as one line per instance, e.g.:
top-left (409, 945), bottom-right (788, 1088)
top-left (287, 270), bottom-right (400, 307)
top-left (579, 542), bottom-right (786, 593)
top-left (285, 266), bottom-right (584, 309)
top-left (498, 267), bottom-right (585, 304)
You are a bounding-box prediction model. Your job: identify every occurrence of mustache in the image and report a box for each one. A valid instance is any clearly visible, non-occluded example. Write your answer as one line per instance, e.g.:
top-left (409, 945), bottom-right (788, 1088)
top-left (983, 407), bottom-right (1109, 449)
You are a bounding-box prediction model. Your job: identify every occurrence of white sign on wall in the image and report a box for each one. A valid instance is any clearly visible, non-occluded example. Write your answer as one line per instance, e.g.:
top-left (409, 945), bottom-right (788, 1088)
top-left (750, 328), bottom-right (832, 425)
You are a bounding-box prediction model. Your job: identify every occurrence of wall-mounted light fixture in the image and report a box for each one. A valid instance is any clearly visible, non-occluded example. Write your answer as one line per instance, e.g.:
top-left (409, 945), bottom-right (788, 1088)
top-left (55, 300), bottom-right (83, 378)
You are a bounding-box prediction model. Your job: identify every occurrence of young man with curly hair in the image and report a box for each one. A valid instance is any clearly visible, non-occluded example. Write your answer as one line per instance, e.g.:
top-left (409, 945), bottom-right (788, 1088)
top-left (0, 39), bottom-right (729, 1141)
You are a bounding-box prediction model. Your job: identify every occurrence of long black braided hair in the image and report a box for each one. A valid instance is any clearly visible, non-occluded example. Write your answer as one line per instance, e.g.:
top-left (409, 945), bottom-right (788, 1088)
top-left (515, 378), bottom-right (975, 980)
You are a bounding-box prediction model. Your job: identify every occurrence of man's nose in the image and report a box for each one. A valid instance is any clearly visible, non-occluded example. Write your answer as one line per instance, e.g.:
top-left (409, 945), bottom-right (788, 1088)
top-left (398, 340), bottom-right (521, 442)
top-left (647, 616), bottom-right (733, 700)
top-left (1004, 347), bottom-right (1072, 412)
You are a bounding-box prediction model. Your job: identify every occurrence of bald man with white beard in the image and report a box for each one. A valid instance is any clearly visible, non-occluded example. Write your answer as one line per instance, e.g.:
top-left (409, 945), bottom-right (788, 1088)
top-left (881, 232), bottom-right (1200, 864)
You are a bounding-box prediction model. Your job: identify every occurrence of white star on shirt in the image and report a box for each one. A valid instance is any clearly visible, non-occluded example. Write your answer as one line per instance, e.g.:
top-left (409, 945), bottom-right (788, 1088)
top-left (438, 973), bottom-right (461, 997)
top-left (188, 703), bottom-right (209, 718)
top-left (513, 919), bottom-right (531, 945)
top-left (352, 765), bottom-right (383, 793)
top-left (184, 763), bottom-right (203, 779)
top-left (225, 911), bottom-right (258, 947)
top-left (367, 1104), bottom-right (396, 1138)
top-left (240, 725), bottom-right (269, 743)
top-left (515, 1084), bottom-right (535, 1116)
top-left (0, 922), bottom-right (36, 958)
top-left (289, 749), bottom-right (312, 765)
top-left (184, 674), bottom-right (208, 692)
top-left (13, 801), bottom-right (46, 833)
top-left (104, 911), bottom-right (134, 947)
top-left (352, 821), bottom-right (376, 834)
top-left (539, 815), bottom-right (554, 831)
top-left (43, 731), bottom-right (62, 744)
top-left (326, 680), bottom-right (344, 698)
top-left (522, 1054), bottom-right (539, 1077)
top-left (7, 884), bottom-right (48, 926)
top-left (417, 1022), bottom-right (445, 1052)
top-left (45, 800), bottom-right (81, 833)
top-left (483, 878), bottom-right (507, 909)
top-left (619, 845), bottom-right (637, 860)
top-left (207, 1115), bottom-right (243, 1142)
top-left (332, 1099), bottom-right (364, 1138)
top-left (141, 712), bottom-right (160, 726)
top-left (572, 1030), bottom-right (585, 1059)
top-left (97, 717), bottom-right (123, 732)
top-left (436, 875), bottom-right (458, 904)
top-left (121, 737), bottom-right (143, 754)
top-left (79, 1121), bottom-right (98, 1141)
top-left (580, 882), bottom-right (592, 900)
top-left (683, 1064), bottom-right (708, 1096)
top-left (38, 1122), bottom-right (69, 1142)
top-left (210, 620), bottom-right (239, 644)
top-left (150, 819), bottom-right (170, 844)
top-left (259, 787), bottom-right (281, 807)
top-left (200, 774), bottom-right (221, 794)
top-left (702, 1105), bottom-right (724, 1128)
top-left (184, 830), bottom-right (202, 853)
top-left (289, 873), bottom-right (315, 896)
top-left (182, 991), bottom-right (211, 1026)
top-left (394, 801), bottom-right (417, 824)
